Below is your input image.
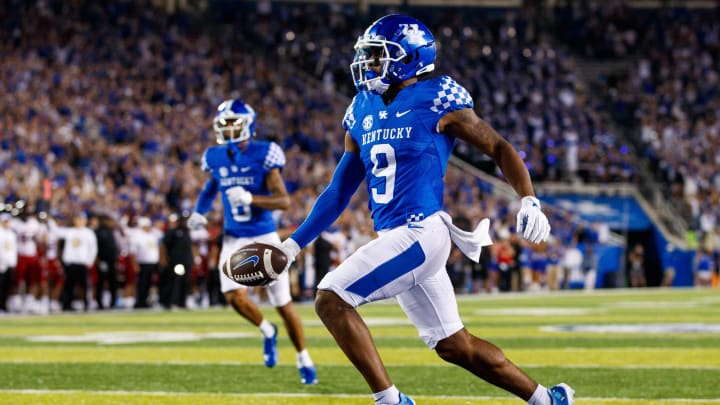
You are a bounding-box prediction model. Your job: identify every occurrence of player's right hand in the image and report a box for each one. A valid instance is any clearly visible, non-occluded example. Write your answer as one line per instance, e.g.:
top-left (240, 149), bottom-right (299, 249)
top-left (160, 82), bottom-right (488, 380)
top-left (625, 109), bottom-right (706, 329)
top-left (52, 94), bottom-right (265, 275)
top-left (227, 186), bottom-right (253, 206)
top-left (187, 212), bottom-right (207, 230)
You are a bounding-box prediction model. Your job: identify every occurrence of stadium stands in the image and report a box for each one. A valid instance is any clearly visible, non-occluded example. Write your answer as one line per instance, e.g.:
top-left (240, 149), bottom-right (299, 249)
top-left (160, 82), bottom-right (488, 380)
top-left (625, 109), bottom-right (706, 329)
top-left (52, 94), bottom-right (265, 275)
top-left (0, 0), bottom-right (717, 313)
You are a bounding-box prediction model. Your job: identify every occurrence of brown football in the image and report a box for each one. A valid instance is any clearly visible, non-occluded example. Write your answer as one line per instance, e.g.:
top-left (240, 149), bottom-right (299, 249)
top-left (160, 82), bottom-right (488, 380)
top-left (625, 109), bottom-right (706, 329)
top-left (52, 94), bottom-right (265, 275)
top-left (222, 242), bottom-right (288, 286)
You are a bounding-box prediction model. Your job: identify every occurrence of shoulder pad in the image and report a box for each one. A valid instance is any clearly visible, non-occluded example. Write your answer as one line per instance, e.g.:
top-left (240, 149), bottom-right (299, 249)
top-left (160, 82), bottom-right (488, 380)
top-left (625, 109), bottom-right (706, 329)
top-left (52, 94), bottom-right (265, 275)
top-left (264, 142), bottom-right (285, 171)
top-left (428, 76), bottom-right (474, 114)
top-left (342, 95), bottom-right (361, 131)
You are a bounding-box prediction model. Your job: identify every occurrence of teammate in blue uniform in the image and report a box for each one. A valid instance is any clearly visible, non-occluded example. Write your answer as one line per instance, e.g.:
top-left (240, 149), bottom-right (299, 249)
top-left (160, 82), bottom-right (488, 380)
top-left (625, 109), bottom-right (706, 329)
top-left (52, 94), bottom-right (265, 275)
top-left (275, 14), bottom-right (574, 404)
top-left (188, 99), bottom-right (317, 385)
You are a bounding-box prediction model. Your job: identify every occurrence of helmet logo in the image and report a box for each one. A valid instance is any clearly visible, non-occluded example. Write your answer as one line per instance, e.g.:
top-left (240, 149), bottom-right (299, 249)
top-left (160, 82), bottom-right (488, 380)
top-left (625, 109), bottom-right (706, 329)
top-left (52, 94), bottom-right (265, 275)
top-left (362, 115), bottom-right (374, 131)
top-left (399, 24), bottom-right (426, 46)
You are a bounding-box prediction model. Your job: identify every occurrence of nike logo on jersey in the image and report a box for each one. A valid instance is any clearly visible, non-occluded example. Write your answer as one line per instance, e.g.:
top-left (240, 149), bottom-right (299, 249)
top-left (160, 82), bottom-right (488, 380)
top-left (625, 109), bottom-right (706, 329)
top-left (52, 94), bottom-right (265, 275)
top-left (396, 109), bottom-right (412, 117)
top-left (407, 223), bottom-right (424, 229)
top-left (240, 166), bottom-right (251, 172)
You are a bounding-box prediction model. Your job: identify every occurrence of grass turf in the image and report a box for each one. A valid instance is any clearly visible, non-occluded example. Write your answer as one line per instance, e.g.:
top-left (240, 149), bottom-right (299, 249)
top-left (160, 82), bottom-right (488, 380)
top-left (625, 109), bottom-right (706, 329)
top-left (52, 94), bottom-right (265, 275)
top-left (1, 288), bottom-right (718, 404)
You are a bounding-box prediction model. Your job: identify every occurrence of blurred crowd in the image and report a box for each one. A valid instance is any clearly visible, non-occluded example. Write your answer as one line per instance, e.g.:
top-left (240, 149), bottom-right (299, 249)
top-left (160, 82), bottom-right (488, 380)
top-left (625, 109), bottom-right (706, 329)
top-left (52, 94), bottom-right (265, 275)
top-left (553, 1), bottom-right (641, 59)
top-left (0, 170), bottom-right (610, 314)
top-left (590, 5), bottom-right (720, 257)
top-left (0, 1), bottom-right (718, 314)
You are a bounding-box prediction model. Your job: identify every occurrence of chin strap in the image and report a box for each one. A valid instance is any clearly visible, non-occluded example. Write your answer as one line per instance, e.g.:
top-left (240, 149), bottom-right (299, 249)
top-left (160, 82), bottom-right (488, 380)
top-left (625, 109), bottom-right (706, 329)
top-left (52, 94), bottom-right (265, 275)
top-left (228, 141), bottom-right (245, 164)
top-left (367, 78), bottom-right (390, 95)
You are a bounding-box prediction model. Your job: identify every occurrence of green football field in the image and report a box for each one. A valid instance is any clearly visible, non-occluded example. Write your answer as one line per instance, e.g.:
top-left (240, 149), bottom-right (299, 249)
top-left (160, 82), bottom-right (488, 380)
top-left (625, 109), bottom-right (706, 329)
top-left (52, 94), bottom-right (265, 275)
top-left (1, 288), bottom-right (719, 404)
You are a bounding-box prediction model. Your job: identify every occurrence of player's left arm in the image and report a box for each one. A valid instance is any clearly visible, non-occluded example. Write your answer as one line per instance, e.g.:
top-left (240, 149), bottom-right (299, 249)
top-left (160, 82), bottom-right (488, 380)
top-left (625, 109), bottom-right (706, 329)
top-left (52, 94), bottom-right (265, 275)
top-left (194, 177), bottom-right (219, 215)
top-left (439, 108), bottom-right (550, 243)
top-left (283, 133), bottom-right (365, 254)
top-left (249, 168), bottom-right (290, 210)
top-left (439, 108), bottom-right (534, 197)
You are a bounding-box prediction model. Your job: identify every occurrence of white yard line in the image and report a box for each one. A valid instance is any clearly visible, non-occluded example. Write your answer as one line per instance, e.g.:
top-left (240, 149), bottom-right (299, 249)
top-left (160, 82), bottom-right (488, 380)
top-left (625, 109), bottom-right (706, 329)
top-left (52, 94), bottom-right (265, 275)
top-left (4, 359), bottom-right (720, 369)
top-left (2, 389), bottom-right (720, 403)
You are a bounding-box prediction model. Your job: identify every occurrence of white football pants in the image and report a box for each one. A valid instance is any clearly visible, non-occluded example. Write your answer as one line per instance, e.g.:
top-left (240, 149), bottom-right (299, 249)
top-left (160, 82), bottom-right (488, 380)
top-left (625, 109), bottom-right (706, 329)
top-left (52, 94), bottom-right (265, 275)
top-left (317, 213), bottom-right (463, 348)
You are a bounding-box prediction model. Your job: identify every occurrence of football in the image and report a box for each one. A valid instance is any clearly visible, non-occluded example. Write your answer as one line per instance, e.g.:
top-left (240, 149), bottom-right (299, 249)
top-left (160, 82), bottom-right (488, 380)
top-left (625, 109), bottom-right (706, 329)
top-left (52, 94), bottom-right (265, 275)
top-left (222, 242), bottom-right (288, 286)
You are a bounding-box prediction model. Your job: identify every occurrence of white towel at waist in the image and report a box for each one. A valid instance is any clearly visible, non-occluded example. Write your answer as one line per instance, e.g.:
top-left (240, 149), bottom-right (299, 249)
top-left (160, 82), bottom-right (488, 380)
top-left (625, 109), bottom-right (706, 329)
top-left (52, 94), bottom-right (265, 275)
top-left (437, 212), bottom-right (493, 263)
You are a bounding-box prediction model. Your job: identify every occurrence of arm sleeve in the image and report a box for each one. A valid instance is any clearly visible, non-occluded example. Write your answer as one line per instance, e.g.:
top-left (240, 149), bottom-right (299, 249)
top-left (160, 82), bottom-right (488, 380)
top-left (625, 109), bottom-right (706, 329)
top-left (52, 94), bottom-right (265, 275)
top-left (290, 152), bottom-right (365, 249)
top-left (194, 178), bottom-right (219, 214)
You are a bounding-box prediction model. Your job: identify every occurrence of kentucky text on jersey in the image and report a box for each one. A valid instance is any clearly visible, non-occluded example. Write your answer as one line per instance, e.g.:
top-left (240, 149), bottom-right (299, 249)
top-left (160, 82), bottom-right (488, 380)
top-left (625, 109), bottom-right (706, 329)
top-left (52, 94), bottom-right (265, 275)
top-left (361, 126), bottom-right (413, 146)
top-left (219, 177), bottom-right (255, 187)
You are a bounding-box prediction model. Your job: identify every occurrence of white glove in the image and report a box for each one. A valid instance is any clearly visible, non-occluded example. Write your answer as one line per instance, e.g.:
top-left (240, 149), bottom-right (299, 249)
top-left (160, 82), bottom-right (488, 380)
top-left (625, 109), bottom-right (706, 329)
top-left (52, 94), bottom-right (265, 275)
top-left (187, 212), bottom-right (207, 230)
top-left (226, 186), bottom-right (253, 206)
top-left (265, 238), bottom-right (301, 275)
top-left (280, 238), bottom-right (301, 262)
top-left (516, 196), bottom-right (551, 244)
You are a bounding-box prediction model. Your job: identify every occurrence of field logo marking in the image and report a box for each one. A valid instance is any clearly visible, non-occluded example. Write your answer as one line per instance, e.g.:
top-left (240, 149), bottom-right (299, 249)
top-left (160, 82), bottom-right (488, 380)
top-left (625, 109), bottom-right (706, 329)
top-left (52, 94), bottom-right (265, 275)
top-left (542, 323), bottom-right (720, 334)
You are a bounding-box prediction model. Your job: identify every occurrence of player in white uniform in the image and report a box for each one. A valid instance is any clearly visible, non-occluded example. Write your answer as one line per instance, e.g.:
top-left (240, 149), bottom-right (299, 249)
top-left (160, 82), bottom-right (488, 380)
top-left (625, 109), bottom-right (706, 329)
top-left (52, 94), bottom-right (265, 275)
top-left (275, 14), bottom-right (574, 405)
top-left (43, 217), bottom-right (64, 313)
top-left (10, 206), bottom-right (46, 313)
top-left (188, 99), bottom-right (316, 385)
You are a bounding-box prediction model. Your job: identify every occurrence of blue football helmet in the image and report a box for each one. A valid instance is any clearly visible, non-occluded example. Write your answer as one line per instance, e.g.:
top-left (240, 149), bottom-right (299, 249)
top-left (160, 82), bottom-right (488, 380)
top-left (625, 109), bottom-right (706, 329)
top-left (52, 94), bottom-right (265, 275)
top-left (350, 14), bottom-right (436, 94)
top-left (213, 99), bottom-right (257, 144)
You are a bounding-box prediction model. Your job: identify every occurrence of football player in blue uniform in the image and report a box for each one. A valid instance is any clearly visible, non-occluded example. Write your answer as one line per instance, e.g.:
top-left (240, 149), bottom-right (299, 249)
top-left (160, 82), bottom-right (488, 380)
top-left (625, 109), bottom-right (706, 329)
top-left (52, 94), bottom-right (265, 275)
top-left (274, 14), bottom-right (574, 405)
top-left (188, 99), bottom-right (317, 385)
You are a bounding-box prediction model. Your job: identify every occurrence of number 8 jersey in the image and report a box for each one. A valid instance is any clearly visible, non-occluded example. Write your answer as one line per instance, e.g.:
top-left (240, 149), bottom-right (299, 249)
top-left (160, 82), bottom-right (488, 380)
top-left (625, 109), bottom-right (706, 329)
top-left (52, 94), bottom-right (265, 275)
top-left (200, 141), bottom-right (285, 237)
top-left (342, 75), bottom-right (474, 231)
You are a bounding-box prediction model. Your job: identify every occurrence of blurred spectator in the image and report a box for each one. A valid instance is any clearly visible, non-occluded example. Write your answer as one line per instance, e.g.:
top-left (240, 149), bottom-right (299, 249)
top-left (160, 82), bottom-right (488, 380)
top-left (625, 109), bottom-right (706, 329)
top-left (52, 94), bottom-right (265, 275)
top-left (159, 213), bottom-right (194, 309)
top-left (114, 219), bottom-right (136, 309)
top-left (56, 213), bottom-right (97, 312)
top-left (312, 234), bottom-right (335, 295)
top-left (695, 248), bottom-right (715, 288)
top-left (43, 216), bottom-right (64, 313)
top-left (661, 244), bottom-right (677, 287)
top-left (204, 217), bottom-right (225, 307)
top-left (628, 243), bottom-right (646, 288)
top-left (94, 214), bottom-right (119, 309)
top-left (0, 213), bottom-right (18, 312)
top-left (9, 205), bottom-right (46, 313)
top-left (494, 228), bottom-right (516, 292)
top-left (545, 237), bottom-right (563, 291)
top-left (582, 244), bottom-right (598, 291)
top-left (471, 246), bottom-right (492, 294)
top-left (188, 218), bottom-right (211, 308)
top-left (129, 217), bottom-right (162, 309)
top-left (563, 240), bottom-right (584, 289)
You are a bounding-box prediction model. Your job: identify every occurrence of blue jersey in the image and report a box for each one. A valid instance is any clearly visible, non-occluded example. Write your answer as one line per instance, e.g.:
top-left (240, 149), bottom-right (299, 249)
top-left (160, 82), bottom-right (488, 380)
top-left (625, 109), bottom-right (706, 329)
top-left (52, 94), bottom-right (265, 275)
top-left (697, 253), bottom-right (713, 272)
top-left (200, 141), bottom-right (285, 237)
top-left (342, 76), bottom-right (473, 231)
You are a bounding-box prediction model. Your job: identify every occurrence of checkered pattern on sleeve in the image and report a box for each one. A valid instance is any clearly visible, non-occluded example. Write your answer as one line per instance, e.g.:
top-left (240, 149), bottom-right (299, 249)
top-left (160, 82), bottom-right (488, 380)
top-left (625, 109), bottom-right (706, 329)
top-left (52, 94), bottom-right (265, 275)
top-left (200, 149), bottom-right (211, 172)
top-left (342, 96), bottom-right (358, 131)
top-left (430, 76), bottom-right (474, 114)
top-left (407, 212), bottom-right (425, 223)
top-left (264, 142), bottom-right (286, 171)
